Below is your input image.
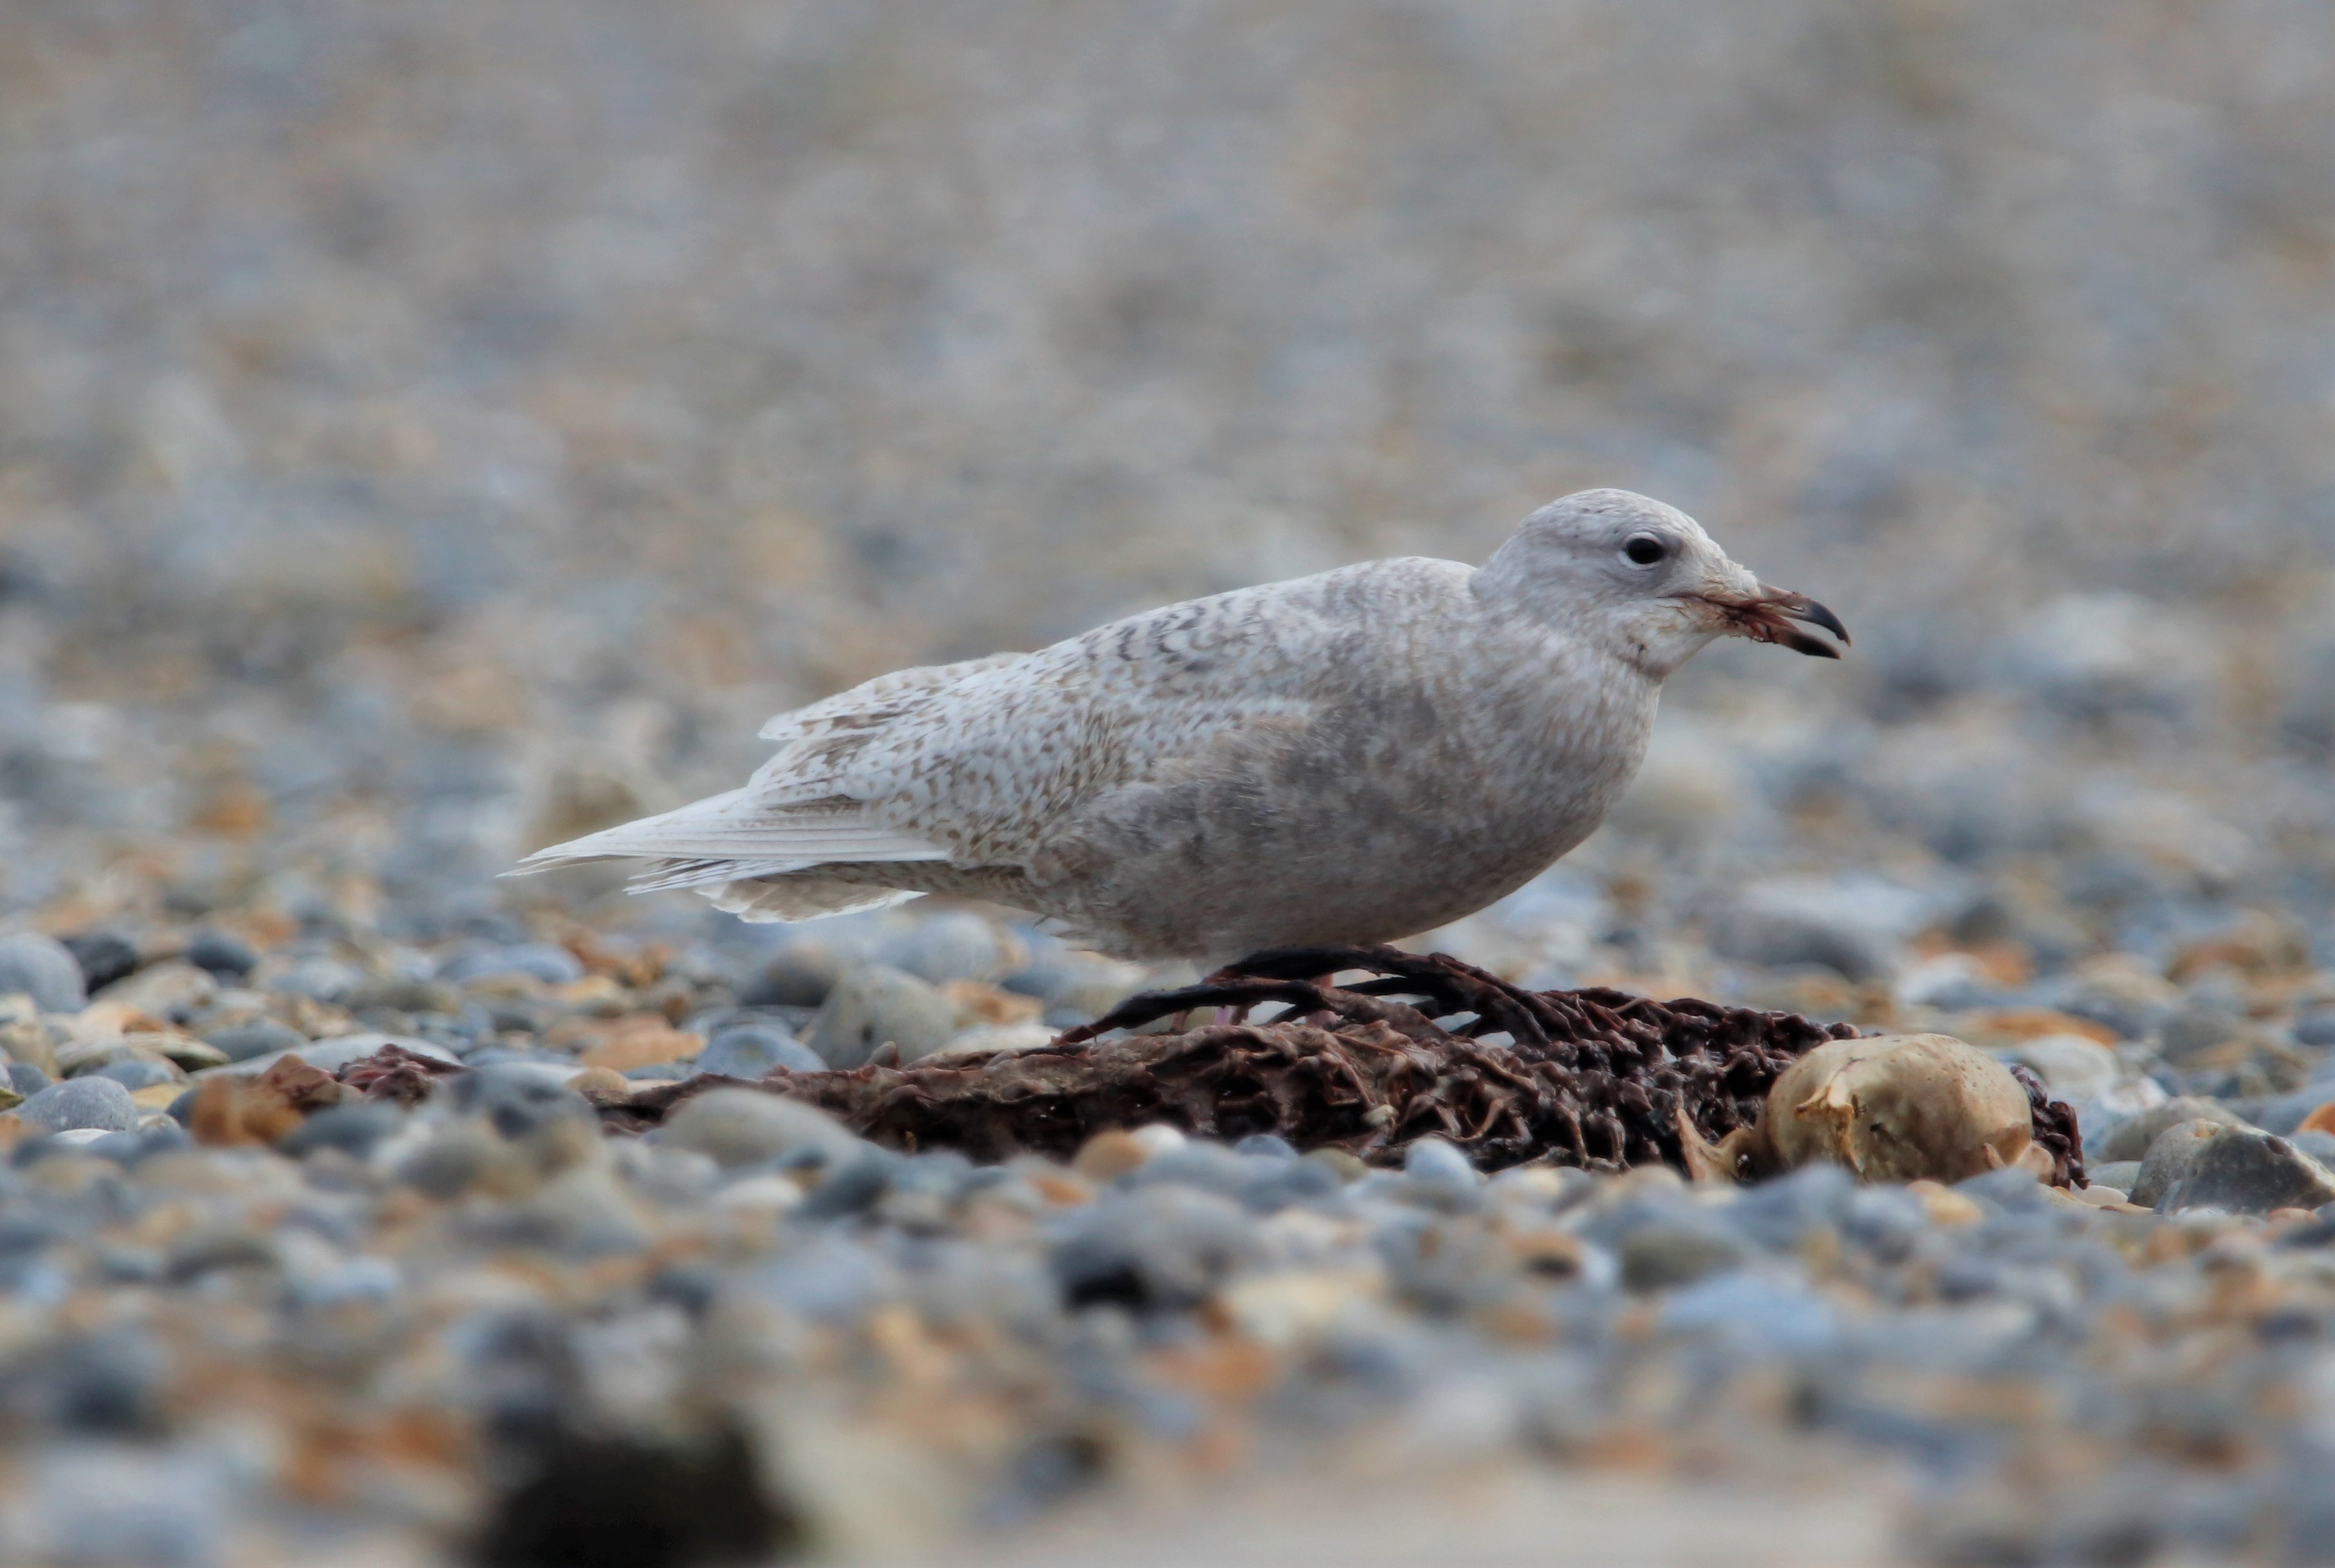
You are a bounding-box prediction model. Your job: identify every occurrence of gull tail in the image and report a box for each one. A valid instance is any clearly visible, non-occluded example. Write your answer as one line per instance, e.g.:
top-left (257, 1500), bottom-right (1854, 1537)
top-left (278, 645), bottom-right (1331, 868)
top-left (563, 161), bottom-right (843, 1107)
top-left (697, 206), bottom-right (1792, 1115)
top-left (506, 788), bottom-right (951, 904)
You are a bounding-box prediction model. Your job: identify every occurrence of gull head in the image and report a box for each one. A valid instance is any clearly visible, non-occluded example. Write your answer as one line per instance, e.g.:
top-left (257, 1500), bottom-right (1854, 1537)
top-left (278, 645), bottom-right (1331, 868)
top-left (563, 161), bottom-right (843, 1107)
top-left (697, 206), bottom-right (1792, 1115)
top-left (1472, 488), bottom-right (1848, 677)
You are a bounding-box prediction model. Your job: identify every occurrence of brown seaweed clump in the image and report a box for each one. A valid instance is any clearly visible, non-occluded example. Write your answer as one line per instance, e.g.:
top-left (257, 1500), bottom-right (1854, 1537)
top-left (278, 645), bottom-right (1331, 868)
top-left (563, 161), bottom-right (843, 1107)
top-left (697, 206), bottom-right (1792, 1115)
top-left (605, 945), bottom-right (2082, 1184)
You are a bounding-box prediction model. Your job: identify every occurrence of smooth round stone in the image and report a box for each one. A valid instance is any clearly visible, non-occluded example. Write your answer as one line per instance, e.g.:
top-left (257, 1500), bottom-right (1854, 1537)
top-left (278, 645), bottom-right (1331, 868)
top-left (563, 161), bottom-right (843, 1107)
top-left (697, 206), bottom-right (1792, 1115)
top-left (2098, 1098), bottom-right (2252, 1163)
top-left (1659, 1273), bottom-right (1839, 1355)
top-left (2086, 1160), bottom-right (2142, 1193)
top-left (693, 1025), bottom-right (824, 1080)
top-left (1233, 1133), bottom-right (1297, 1160)
top-left (2296, 1010), bottom-right (2335, 1049)
top-left (659, 1087), bottom-right (862, 1170)
top-left (395, 1125), bottom-right (501, 1199)
top-left (7, 1061), bottom-right (51, 1096)
top-left (59, 931), bottom-right (139, 994)
top-left (2007, 1034), bottom-right (2120, 1101)
top-left (17, 1077), bottom-right (138, 1134)
top-left (806, 965), bottom-right (954, 1069)
top-left (436, 942), bottom-right (584, 987)
top-left (741, 942), bottom-right (846, 1008)
top-left (183, 929), bottom-right (257, 979)
top-left (0, 933), bottom-right (86, 1014)
top-left (451, 1065), bottom-right (595, 1140)
top-left (265, 957), bottom-right (363, 1004)
top-left (280, 1102), bottom-right (409, 1160)
top-left (87, 1057), bottom-right (180, 1092)
top-left (876, 912), bottom-right (1016, 985)
top-left (1403, 1138), bottom-right (1479, 1188)
top-left (202, 1019), bottom-right (308, 1064)
top-left (1620, 1223), bottom-right (1750, 1293)
top-left (2151, 1128), bottom-right (2335, 1215)
top-left (2128, 1119), bottom-right (2239, 1209)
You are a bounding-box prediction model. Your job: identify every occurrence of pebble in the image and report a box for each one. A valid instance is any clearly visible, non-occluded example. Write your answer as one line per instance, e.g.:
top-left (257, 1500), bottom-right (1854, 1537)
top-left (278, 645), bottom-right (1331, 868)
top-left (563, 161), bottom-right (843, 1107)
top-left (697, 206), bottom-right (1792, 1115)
top-left (59, 931), bottom-right (141, 994)
top-left (1619, 1222), bottom-right (1750, 1292)
top-left (877, 911), bottom-right (1021, 984)
top-left (88, 1058), bottom-right (181, 1092)
top-left (806, 964), bottom-right (956, 1068)
top-left (2096, 1097), bottom-right (2253, 1162)
top-left (657, 1087), bottom-right (863, 1169)
top-left (17, 1077), bottom-right (139, 1133)
top-left (0, 933), bottom-right (87, 1015)
top-left (451, 1065), bottom-right (596, 1140)
top-left (436, 941), bottom-right (586, 987)
top-left (182, 929), bottom-right (257, 979)
top-left (692, 1025), bottom-right (825, 1080)
top-left (200, 1019), bottom-right (307, 1064)
top-left (740, 940), bottom-right (847, 1008)
top-left (2127, 1119), bottom-right (2238, 1209)
top-left (2150, 1129), bottom-right (2335, 1215)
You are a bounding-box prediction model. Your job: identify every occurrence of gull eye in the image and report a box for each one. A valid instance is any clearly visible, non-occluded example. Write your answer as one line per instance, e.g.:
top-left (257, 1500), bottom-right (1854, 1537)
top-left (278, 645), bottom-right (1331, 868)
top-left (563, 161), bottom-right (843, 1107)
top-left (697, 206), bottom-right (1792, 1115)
top-left (1623, 533), bottom-right (1668, 567)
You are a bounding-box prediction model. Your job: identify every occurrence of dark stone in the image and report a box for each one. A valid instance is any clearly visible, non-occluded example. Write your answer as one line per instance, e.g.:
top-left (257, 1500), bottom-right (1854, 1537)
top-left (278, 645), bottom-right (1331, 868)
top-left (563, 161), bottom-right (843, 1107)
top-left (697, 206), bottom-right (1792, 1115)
top-left (89, 1057), bottom-right (178, 1092)
top-left (476, 1425), bottom-right (795, 1568)
top-left (2296, 1011), bottom-right (2335, 1049)
top-left (203, 1019), bottom-right (308, 1064)
top-left (739, 944), bottom-right (845, 1009)
top-left (2153, 1129), bottom-right (2335, 1215)
top-left (183, 929), bottom-right (257, 979)
top-left (1620, 1223), bottom-right (1749, 1292)
top-left (59, 931), bottom-right (140, 994)
top-left (2129, 1119), bottom-right (2239, 1209)
top-left (453, 1066), bottom-right (596, 1141)
top-left (2099, 1098), bottom-right (2252, 1162)
top-left (280, 1102), bottom-right (409, 1160)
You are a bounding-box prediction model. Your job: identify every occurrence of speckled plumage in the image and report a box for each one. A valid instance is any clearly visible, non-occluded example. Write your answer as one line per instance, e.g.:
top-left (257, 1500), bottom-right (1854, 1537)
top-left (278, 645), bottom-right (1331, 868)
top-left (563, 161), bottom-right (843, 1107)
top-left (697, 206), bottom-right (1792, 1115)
top-left (513, 490), bottom-right (1845, 962)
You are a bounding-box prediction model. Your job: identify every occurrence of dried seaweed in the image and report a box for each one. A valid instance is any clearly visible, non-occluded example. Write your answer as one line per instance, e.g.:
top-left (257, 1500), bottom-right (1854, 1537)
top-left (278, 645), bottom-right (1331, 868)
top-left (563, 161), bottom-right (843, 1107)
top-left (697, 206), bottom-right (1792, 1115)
top-left (605, 945), bottom-right (1884, 1172)
top-left (2010, 1062), bottom-right (2088, 1189)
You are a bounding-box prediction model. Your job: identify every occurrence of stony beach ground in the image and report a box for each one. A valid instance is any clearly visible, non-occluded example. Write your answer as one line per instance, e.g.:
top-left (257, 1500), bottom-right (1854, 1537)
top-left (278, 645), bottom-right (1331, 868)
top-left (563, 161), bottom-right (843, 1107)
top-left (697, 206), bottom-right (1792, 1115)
top-left (3, 2), bottom-right (2331, 1563)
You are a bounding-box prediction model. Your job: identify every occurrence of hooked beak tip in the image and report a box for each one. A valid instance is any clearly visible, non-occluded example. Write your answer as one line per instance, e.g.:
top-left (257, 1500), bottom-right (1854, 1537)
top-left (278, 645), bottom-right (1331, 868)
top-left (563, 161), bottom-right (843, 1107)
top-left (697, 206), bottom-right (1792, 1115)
top-left (1695, 586), bottom-right (1851, 659)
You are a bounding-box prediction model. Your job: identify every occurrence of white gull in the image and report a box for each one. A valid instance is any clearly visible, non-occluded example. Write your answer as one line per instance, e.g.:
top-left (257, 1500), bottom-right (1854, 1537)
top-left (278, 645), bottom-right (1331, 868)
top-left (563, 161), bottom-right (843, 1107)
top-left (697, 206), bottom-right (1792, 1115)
top-left (512, 489), bottom-right (1846, 963)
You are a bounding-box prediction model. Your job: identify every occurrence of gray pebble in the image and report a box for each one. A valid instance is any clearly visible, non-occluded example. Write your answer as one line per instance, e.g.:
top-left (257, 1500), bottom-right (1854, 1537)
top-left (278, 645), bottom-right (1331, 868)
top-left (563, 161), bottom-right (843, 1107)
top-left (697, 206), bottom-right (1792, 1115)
top-left (436, 941), bottom-right (584, 986)
top-left (0, 933), bottom-right (87, 1014)
top-left (2296, 1010), bottom-right (2335, 1049)
top-left (60, 931), bottom-right (140, 994)
top-left (18, 1077), bottom-right (138, 1134)
top-left (741, 942), bottom-right (846, 1008)
top-left (2153, 1129), bottom-right (2335, 1215)
top-left (396, 1124), bottom-right (501, 1199)
top-left (184, 929), bottom-right (257, 978)
top-left (659, 1087), bottom-right (861, 1169)
top-left (693, 1024), bottom-right (824, 1080)
top-left (2098, 1098), bottom-right (2252, 1162)
top-left (2085, 1160), bottom-right (2142, 1193)
top-left (877, 912), bottom-right (1015, 984)
top-left (806, 964), bottom-right (955, 1068)
top-left (1403, 1138), bottom-right (1479, 1188)
top-left (1621, 1223), bottom-right (1749, 1293)
top-left (89, 1057), bottom-right (180, 1092)
top-left (2128, 1119), bottom-right (2239, 1208)
top-left (203, 1019), bottom-right (309, 1063)
top-left (451, 1065), bottom-right (594, 1140)
top-left (280, 1102), bottom-right (408, 1160)
top-left (8, 1061), bottom-right (51, 1096)
top-left (266, 956), bottom-right (364, 1004)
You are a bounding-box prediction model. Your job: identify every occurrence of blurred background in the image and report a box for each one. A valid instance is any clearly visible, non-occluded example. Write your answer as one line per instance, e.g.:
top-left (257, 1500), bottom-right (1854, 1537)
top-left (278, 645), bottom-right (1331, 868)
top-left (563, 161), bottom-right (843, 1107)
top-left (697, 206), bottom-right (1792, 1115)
top-left (0, 0), bottom-right (2328, 979)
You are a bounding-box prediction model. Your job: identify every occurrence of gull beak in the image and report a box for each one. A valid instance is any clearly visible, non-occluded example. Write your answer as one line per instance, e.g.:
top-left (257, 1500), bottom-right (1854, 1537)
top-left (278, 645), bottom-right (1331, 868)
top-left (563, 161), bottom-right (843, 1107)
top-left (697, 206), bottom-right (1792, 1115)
top-left (1694, 584), bottom-right (1851, 659)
